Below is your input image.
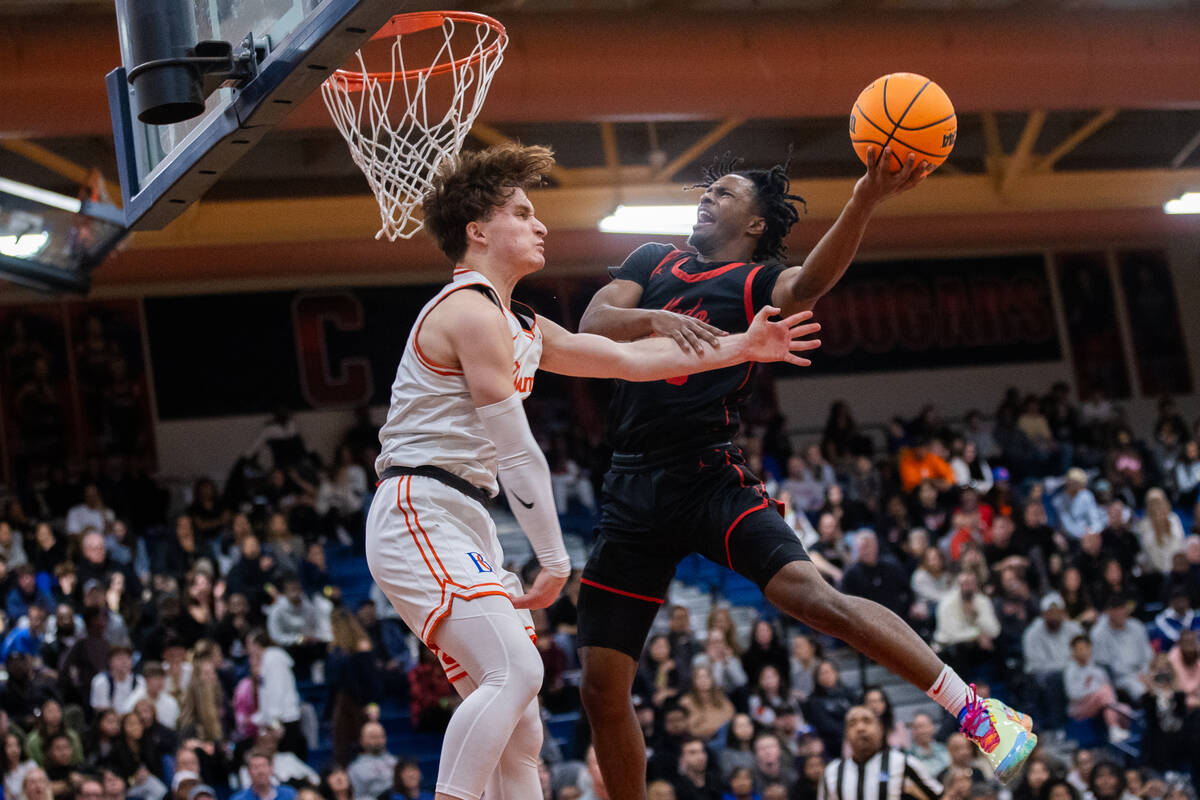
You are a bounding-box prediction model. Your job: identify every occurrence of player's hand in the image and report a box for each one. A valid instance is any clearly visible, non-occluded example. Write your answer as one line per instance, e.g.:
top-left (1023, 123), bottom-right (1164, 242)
top-left (511, 570), bottom-right (568, 610)
top-left (651, 309), bottom-right (727, 355)
top-left (853, 146), bottom-right (932, 207)
top-left (744, 305), bottom-right (821, 366)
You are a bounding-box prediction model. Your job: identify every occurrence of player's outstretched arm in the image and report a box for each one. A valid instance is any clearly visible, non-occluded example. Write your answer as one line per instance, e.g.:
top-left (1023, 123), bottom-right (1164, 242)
top-left (579, 277), bottom-right (727, 356)
top-left (539, 306), bottom-right (820, 381)
top-left (771, 145), bottom-right (933, 316)
top-left (432, 293), bottom-right (571, 609)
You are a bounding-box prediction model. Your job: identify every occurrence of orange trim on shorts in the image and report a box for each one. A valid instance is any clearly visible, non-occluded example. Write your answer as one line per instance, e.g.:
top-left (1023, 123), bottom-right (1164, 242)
top-left (405, 474), bottom-right (459, 587)
top-left (396, 476), bottom-right (446, 587)
top-left (423, 587), bottom-right (514, 646)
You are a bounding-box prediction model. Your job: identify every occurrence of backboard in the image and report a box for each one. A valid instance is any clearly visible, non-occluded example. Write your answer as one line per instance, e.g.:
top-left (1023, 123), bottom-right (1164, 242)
top-left (0, 178), bottom-right (126, 293)
top-left (107, 0), bottom-right (464, 231)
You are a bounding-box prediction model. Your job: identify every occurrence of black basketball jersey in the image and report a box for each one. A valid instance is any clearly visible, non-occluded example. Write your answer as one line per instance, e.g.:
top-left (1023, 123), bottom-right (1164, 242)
top-left (607, 242), bottom-right (787, 453)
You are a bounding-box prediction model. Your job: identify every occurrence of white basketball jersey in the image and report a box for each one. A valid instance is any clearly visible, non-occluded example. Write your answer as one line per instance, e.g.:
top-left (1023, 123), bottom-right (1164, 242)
top-left (375, 269), bottom-right (543, 495)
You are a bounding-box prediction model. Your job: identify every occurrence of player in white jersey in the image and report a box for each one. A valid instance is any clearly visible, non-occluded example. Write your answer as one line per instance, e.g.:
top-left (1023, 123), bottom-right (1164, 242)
top-left (365, 143), bottom-right (822, 800)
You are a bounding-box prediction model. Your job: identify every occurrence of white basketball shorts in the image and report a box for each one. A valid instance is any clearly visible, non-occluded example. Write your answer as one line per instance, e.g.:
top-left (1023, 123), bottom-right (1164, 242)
top-left (365, 474), bottom-right (534, 681)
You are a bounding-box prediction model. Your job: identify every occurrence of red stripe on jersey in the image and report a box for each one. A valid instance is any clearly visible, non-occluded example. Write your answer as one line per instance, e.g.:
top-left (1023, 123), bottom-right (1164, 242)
top-left (743, 265), bottom-right (764, 324)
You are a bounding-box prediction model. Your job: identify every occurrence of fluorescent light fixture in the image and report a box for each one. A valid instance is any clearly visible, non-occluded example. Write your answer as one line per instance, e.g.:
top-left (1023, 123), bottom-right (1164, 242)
top-left (0, 232), bottom-right (50, 259)
top-left (599, 204), bottom-right (697, 235)
top-left (0, 177), bottom-right (82, 214)
top-left (1164, 192), bottom-right (1200, 215)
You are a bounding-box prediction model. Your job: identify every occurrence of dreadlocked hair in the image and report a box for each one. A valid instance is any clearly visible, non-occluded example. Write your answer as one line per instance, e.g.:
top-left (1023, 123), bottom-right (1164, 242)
top-left (422, 142), bottom-right (556, 263)
top-left (692, 152), bottom-right (806, 263)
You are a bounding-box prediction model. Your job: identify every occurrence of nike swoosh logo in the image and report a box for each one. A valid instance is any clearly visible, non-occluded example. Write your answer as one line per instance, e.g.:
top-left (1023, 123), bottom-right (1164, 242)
top-left (512, 492), bottom-right (534, 509)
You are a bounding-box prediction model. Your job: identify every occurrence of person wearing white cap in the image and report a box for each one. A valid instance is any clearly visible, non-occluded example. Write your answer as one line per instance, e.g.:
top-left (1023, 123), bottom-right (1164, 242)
top-left (1052, 468), bottom-right (1106, 539)
top-left (1021, 592), bottom-right (1083, 732)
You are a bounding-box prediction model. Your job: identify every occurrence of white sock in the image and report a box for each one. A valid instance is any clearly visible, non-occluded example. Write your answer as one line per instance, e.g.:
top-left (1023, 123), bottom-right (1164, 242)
top-left (926, 665), bottom-right (973, 718)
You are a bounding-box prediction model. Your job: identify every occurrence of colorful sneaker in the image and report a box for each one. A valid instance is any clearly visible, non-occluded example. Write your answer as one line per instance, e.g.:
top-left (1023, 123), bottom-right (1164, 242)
top-left (958, 690), bottom-right (1038, 785)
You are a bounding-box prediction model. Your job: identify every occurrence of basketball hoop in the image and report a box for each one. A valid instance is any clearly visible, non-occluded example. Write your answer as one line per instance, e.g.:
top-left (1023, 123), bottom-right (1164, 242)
top-left (321, 11), bottom-right (507, 240)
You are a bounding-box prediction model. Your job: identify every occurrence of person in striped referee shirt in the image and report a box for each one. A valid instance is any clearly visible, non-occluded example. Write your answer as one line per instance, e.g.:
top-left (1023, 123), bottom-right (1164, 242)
top-left (820, 706), bottom-right (943, 800)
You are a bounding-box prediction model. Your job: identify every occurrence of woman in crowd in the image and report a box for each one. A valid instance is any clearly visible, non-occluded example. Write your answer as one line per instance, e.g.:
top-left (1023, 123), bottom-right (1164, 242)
top-left (179, 641), bottom-right (226, 744)
top-left (678, 664), bottom-right (735, 742)
top-left (861, 685), bottom-right (909, 748)
top-left (24, 700), bottom-right (83, 768)
top-left (910, 546), bottom-right (953, 619)
top-left (1012, 756), bottom-right (1053, 800)
top-left (1086, 761), bottom-right (1139, 800)
top-left (741, 619), bottom-right (789, 687)
top-left (1059, 566), bottom-right (1099, 627)
top-left (747, 665), bottom-right (796, 730)
top-left (326, 608), bottom-right (381, 766)
top-left (3, 732), bottom-right (37, 800)
top-left (721, 766), bottom-right (761, 800)
top-left (84, 710), bottom-right (122, 772)
top-left (320, 767), bottom-right (355, 800)
top-left (803, 661), bottom-right (855, 758)
top-left (717, 714), bottom-right (757, 781)
top-left (637, 634), bottom-right (682, 709)
top-left (1138, 487), bottom-right (1186, 575)
top-left (788, 634), bottom-right (820, 703)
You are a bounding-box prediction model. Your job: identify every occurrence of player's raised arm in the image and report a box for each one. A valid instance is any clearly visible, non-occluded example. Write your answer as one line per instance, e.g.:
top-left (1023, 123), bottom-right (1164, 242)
top-left (772, 145), bottom-right (932, 316)
top-left (539, 305), bottom-right (820, 380)
top-left (431, 292), bottom-right (570, 609)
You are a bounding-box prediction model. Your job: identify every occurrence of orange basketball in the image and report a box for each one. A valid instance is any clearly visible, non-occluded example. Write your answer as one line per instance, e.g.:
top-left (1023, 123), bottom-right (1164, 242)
top-left (850, 73), bottom-right (956, 173)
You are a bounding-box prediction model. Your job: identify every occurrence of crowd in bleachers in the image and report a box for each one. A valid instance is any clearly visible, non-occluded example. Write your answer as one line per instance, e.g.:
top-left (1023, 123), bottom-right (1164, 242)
top-left (1, 381), bottom-right (1199, 800)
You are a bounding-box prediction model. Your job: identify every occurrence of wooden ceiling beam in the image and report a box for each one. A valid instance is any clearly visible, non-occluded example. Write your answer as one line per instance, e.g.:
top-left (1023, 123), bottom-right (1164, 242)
top-left (652, 117), bottom-right (744, 182)
top-left (125, 166), bottom-right (1200, 250)
top-left (1035, 108), bottom-right (1118, 172)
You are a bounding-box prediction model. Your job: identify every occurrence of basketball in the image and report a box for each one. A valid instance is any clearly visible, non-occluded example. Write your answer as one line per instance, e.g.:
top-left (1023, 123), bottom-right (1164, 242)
top-left (850, 72), bottom-right (956, 173)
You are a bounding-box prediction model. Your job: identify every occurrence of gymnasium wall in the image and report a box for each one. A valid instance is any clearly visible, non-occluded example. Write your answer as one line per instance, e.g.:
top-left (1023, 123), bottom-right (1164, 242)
top-left (1, 241), bottom-right (1197, 485)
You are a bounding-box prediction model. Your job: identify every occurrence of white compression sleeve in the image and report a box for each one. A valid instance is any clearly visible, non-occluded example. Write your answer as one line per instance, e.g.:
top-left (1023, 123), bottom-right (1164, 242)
top-left (476, 393), bottom-right (571, 577)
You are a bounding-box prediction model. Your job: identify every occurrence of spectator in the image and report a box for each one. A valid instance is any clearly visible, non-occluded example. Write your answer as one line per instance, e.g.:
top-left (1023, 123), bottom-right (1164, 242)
top-left (381, 759), bottom-right (433, 800)
top-left (319, 767), bottom-right (353, 800)
top-left (639, 635), bottom-right (682, 709)
top-left (860, 686), bottom-right (908, 749)
top-left (933, 571), bottom-right (1000, 679)
top-left (938, 733), bottom-right (987, 787)
top-left (787, 634), bottom-right (819, 703)
top-left (98, 767), bottom-right (128, 800)
top-left (1150, 588), bottom-right (1200, 651)
top-left (846, 458), bottom-right (884, 526)
top-left (348, 724), bottom-right (398, 796)
top-left (648, 702), bottom-right (691, 783)
top-left (1138, 653), bottom-right (1192, 773)
top-left (1064, 635), bottom-right (1132, 743)
top-left (0, 648), bottom-right (55, 732)
top-left (910, 483), bottom-right (950, 544)
top-left (1053, 469), bottom-right (1105, 539)
top-left (720, 767), bottom-right (759, 800)
top-left (3, 731), bottom-right (37, 800)
top-left (802, 661), bottom-right (854, 759)
top-left (232, 751), bottom-right (298, 800)
top-left (20, 765), bottom-right (53, 800)
top-left (778, 456), bottom-right (824, 515)
top-left (665, 606), bottom-right (697, 689)
top-left (105, 712), bottom-right (169, 799)
top-left (225, 536), bottom-right (275, 612)
top-left (670, 737), bottom-right (721, 800)
top-left (1137, 488), bottom-right (1186, 575)
top-left (1058, 566), bottom-right (1098, 628)
top-left (1090, 598), bottom-right (1153, 701)
top-left (820, 706), bottom-right (941, 800)
top-left (1066, 749), bottom-right (1095, 796)
top-left (910, 546), bottom-right (952, 622)
top-left (750, 734), bottom-right (795, 793)
top-left (90, 640), bottom-right (144, 715)
top-left (6, 564), bottom-right (54, 623)
top-left (105, 520), bottom-right (151, 589)
top-left (23, 699), bottom-right (83, 768)
top-left (326, 609), bottom-right (380, 767)
top-left (266, 577), bottom-right (326, 681)
top-left (236, 730), bottom-right (319, 789)
top-left (1105, 429), bottom-right (1147, 506)
top-left (66, 484), bottom-right (115, 538)
top-left (1087, 761), bottom-right (1137, 800)
top-left (898, 439), bottom-right (955, 493)
top-left (1173, 439), bottom-right (1200, 506)
top-left (1021, 592), bottom-right (1082, 731)
top-left (747, 665), bottom-right (796, 732)
top-left (179, 644), bottom-right (226, 745)
top-left (741, 621), bottom-right (788, 689)
top-left (716, 714), bottom-right (757, 782)
top-left (905, 712), bottom-right (949, 778)
top-left (792, 755), bottom-right (825, 800)
top-left (1098, 501), bottom-right (1140, 573)
top-left (808, 514), bottom-right (850, 584)
top-left (1011, 757), bottom-right (1052, 800)
top-left (129, 661), bottom-right (180, 730)
top-left (692, 630), bottom-right (747, 701)
top-left (132, 698), bottom-right (177, 769)
top-left (840, 531), bottom-right (912, 620)
top-left (678, 665), bottom-right (734, 742)
top-left (1166, 629), bottom-right (1200, 705)
top-left (245, 630), bottom-right (304, 757)
top-left (951, 439), bottom-right (994, 495)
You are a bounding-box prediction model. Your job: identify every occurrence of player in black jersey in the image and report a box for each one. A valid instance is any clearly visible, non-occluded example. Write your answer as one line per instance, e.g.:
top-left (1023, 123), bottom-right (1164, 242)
top-left (575, 147), bottom-right (1038, 799)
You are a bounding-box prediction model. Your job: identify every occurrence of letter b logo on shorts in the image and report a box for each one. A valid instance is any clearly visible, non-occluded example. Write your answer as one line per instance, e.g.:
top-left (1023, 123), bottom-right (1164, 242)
top-left (466, 552), bottom-right (493, 573)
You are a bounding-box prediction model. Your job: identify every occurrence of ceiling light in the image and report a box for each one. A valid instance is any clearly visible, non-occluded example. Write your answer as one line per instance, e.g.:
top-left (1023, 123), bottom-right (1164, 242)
top-left (0, 177), bottom-right (82, 214)
top-left (0, 232), bottom-right (50, 259)
top-left (599, 205), bottom-right (696, 235)
top-left (1163, 191), bottom-right (1200, 215)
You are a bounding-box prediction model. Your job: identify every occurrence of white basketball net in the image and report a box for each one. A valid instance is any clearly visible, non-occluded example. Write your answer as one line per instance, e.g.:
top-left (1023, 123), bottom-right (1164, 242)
top-left (321, 14), bottom-right (507, 240)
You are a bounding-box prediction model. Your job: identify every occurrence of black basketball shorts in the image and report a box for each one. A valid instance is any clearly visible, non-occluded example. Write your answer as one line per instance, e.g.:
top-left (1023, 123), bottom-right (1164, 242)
top-left (576, 443), bottom-right (810, 660)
